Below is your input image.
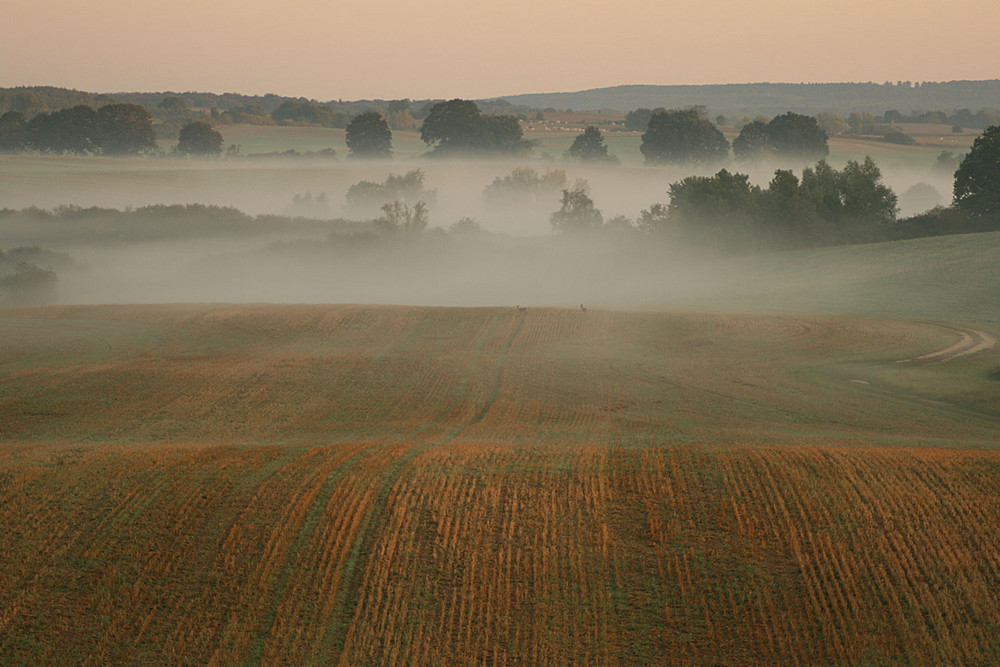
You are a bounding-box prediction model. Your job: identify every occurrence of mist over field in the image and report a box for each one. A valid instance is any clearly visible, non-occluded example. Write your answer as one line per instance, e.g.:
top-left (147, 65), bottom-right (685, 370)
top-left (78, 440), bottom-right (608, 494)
top-left (0, 154), bottom-right (956, 231)
top-left (2, 153), bottom-right (985, 320)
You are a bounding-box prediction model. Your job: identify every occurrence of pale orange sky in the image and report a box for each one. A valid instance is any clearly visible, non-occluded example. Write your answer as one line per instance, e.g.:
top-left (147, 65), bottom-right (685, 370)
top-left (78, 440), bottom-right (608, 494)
top-left (2, 0), bottom-right (997, 100)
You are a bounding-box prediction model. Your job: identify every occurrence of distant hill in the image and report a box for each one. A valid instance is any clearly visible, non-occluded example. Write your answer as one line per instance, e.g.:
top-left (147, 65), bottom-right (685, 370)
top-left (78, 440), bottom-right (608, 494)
top-left (499, 80), bottom-right (1000, 118)
top-left (3, 80), bottom-right (999, 124)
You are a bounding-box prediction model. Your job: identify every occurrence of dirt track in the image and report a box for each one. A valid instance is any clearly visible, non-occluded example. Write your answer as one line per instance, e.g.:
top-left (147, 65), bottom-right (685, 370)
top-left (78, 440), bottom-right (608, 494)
top-left (905, 327), bottom-right (998, 363)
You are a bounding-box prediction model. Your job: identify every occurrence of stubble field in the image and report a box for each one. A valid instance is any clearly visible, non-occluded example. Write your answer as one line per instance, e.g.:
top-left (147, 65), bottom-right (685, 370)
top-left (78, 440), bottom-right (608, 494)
top-left (2, 304), bottom-right (999, 664)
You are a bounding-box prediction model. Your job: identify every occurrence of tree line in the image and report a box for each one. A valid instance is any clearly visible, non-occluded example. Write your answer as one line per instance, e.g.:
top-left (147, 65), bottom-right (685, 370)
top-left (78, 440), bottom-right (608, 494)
top-left (0, 104), bottom-right (156, 155)
top-left (0, 105), bottom-right (229, 156)
top-left (339, 102), bottom-right (831, 164)
top-left (0, 91), bottom-right (987, 171)
top-left (340, 99), bottom-right (532, 159)
top-left (548, 127), bottom-right (1000, 249)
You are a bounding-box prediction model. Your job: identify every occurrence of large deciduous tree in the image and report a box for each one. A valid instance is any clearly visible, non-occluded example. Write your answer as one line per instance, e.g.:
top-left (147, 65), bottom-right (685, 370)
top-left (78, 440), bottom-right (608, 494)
top-left (765, 112), bottom-right (829, 161)
top-left (27, 105), bottom-right (97, 154)
top-left (640, 109), bottom-right (728, 166)
top-left (836, 157), bottom-right (898, 226)
top-left (953, 125), bottom-right (1000, 217)
top-left (667, 169), bottom-right (761, 250)
top-left (420, 99), bottom-right (483, 153)
top-left (95, 103), bottom-right (156, 154)
top-left (732, 120), bottom-right (769, 163)
top-left (345, 111), bottom-right (392, 158)
top-left (420, 99), bottom-right (530, 156)
top-left (566, 126), bottom-right (612, 162)
top-left (624, 108), bottom-right (655, 131)
top-left (177, 121), bottom-right (223, 155)
top-left (733, 113), bottom-right (828, 163)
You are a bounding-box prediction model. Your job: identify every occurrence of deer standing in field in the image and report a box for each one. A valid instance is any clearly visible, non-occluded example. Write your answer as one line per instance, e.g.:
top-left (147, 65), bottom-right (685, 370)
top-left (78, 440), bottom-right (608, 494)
top-left (516, 305), bottom-right (527, 313)
top-left (580, 304), bottom-right (587, 313)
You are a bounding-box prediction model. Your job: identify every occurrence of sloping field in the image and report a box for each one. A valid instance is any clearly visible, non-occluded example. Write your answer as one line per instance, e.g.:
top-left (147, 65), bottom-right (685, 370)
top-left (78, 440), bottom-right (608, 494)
top-left (2, 305), bottom-right (1000, 664)
top-left (679, 231), bottom-right (1000, 324)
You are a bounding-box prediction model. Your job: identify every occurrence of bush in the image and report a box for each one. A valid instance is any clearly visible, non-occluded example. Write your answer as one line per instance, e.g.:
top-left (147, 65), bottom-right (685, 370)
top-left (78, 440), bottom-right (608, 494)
top-left (0, 262), bottom-right (58, 304)
top-left (883, 129), bottom-right (916, 145)
top-left (344, 170), bottom-right (436, 217)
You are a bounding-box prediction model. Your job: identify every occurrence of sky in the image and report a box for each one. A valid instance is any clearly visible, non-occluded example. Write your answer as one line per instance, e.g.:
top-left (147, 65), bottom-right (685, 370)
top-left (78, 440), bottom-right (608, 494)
top-left (2, 0), bottom-right (998, 101)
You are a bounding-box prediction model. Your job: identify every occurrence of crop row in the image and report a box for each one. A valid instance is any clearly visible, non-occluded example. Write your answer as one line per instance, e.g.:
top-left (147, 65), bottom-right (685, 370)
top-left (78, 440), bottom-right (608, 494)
top-left (5, 442), bottom-right (999, 664)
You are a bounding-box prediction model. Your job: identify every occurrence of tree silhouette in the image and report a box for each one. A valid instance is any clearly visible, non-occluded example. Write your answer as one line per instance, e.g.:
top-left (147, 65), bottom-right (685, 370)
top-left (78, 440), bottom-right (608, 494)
top-left (640, 109), bottom-right (728, 165)
top-left (420, 99), bottom-right (530, 155)
top-left (550, 187), bottom-right (603, 233)
top-left (96, 104), bottom-right (156, 155)
top-left (954, 125), bottom-right (1000, 217)
top-left (567, 126), bottom-right (612, 162)
top-left (177, 122), bottom-right (223, 155)
top-left (345, 111), bottom-right (392, 158)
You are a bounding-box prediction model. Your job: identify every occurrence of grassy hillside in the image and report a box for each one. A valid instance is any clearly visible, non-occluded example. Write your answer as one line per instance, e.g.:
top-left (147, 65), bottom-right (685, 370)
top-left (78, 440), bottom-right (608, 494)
top-left (669, 231), bottom-right (1000, 323)
top-left (2, 304), bottom-right (1000, 664)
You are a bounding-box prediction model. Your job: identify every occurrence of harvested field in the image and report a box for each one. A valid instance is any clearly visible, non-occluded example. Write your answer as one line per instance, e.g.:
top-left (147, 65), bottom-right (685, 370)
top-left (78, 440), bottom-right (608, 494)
top-left (2, 304), bottom-right (999, 664)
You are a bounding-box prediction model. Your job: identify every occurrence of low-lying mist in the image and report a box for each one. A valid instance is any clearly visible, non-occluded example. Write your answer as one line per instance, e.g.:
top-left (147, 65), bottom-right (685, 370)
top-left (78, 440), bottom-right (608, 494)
top-left (0, 155), bottom-right (955, 235)
top-left (5, 218), bottom-right (997, 323)
top-left (2, 154), bottom-right (993, 321)
top-left (45, 228), bottom-right (712, 307)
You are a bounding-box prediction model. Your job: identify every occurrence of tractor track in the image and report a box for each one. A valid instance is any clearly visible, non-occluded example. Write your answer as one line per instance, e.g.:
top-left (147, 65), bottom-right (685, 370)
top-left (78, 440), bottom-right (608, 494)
top-left (898, 325), bottom-right (997, 364)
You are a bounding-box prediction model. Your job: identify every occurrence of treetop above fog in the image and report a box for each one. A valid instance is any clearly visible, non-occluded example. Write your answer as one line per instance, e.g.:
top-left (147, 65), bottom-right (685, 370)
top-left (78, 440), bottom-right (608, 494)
top-left (657, 157), bottom-right (898, 250)
top-left (640, 109), bottom-right (729, 166)
top-left (420, 99), bottom-right (531, 156)
top-left (566, 126), bottom-right (616, 163)
top-left (0, 103), bottom-right (156, 155)
top-left (176, 121), bottom-right (223, 156)
top-left (734, 112), bottom-right (829, 164)
top-left (346, 111), bottom-right (392, 159)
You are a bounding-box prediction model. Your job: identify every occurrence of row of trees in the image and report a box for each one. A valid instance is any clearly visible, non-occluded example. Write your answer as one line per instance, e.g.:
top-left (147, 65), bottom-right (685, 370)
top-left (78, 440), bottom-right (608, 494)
top-left (0, 104), bottom-right (156, 154)
top-left (548, 127), bottom-right (1000, 250)
top-left (0, 105), bottom-right (226, 156)
top-left (0, 95), bottom-right (947, 168)
top-left (638, 109), bottom-right (829, 166)
top-left (661, 158), bottom-right (897, 250)
top-left (342, 99), bottom-right (533, 159)
top-left (343, 103), bottom-right (828, 165)
top-left (873, 108), bottom-right (997, 131)
top-left (545, 157), bottom-right (897, 250)
top-left (419, 99), bottom-right (530, 156)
